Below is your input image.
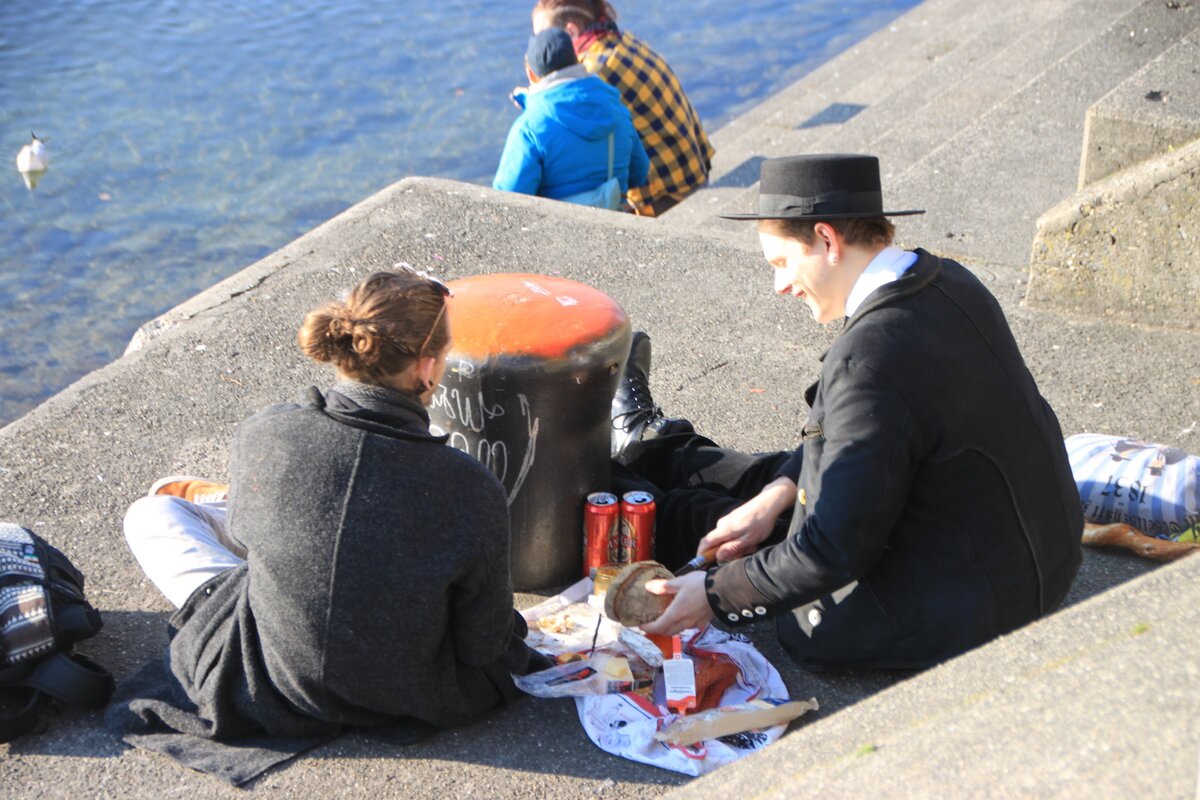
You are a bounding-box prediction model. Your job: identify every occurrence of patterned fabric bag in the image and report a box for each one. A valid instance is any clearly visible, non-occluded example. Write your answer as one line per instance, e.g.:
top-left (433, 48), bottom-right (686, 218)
top-left (0, 522), bottom-right (113, 741)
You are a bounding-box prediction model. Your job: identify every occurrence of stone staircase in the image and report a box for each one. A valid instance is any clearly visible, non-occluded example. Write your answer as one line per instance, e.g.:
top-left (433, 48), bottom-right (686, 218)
top-left (666, 0), bottom-right (1199, 275)
top-left (1027, 29), bottom-right (1200, 326)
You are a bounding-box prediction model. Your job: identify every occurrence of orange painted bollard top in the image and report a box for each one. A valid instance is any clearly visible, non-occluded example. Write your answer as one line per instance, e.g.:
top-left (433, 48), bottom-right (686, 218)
top-left (444, 274), bottom-right (628, 360)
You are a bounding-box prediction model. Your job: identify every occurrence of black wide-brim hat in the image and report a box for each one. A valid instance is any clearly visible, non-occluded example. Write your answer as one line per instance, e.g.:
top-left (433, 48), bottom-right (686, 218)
top-left (719, 154), bottom-right (925, 220)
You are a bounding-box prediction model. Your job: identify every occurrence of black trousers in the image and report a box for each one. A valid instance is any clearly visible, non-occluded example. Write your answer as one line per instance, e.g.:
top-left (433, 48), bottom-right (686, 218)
top-left (612, 426), bottom-right (929, 671)
top-left (610, 425), bottom-right (793, 571)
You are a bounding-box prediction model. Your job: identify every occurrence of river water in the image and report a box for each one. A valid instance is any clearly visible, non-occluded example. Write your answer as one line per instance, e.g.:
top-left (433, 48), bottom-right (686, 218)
top-left (0, 0), bottom-right (918, 426)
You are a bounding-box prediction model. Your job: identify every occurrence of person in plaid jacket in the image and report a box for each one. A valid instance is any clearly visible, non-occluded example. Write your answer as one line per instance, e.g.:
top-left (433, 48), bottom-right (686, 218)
top-left (532, 0), bottom-right (714, 216)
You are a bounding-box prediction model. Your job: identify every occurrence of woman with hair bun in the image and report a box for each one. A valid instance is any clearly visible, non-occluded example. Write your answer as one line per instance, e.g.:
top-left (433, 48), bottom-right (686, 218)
top-left (117, 268), bottom-right (543, 752)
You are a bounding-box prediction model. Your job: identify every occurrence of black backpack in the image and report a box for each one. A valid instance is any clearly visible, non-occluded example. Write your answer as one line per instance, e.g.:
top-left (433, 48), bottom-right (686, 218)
top-left (0, 522), bottom-right (114, 742)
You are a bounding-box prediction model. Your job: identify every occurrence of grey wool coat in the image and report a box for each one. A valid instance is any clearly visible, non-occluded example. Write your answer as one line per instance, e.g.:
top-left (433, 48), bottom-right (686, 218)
top-left (164, 382), bottom-right (538, 739)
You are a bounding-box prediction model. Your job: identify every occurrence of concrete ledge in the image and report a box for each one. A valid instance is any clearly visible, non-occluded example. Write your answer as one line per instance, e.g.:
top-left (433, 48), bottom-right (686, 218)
top-left (1079, 30), bottom-right (1200, 188)
top-left (1027, 135), bottom-right (1200, 328)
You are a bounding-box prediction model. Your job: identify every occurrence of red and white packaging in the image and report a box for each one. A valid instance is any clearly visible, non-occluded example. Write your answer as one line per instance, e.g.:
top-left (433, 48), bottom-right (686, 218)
top-left (663, 635), bottom-right (697, 715)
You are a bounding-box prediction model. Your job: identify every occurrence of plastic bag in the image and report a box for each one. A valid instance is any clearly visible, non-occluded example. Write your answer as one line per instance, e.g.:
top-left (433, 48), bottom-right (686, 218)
top-left (518, 581), bottom-right (803, 776)
top-left (1066, 433), bottom-right (1200, 542)
top-left (575, 626), bottom-right (795, 776)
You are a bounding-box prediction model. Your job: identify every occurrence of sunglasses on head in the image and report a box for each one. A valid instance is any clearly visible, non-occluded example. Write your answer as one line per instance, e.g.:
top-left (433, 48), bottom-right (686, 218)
top-left (392, 262), bottom-right (453, 357)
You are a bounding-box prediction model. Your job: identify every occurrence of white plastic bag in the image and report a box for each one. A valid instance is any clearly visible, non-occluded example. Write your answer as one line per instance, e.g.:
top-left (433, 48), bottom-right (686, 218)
top-left (519, 581), bottom-right (808, 776)
top-left (574, 626), bottom-right (793, 776)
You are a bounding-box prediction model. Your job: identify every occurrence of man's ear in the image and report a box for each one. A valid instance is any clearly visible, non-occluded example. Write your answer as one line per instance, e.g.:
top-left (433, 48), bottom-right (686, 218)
top-left (813, 221), bottom-right (840, 261)
top-left (564, 21), bottom-right (582, 38)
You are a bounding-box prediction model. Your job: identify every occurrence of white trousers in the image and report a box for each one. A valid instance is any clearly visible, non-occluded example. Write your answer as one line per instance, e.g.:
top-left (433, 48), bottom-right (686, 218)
top-left (123, 495), bottom-right (247, 608)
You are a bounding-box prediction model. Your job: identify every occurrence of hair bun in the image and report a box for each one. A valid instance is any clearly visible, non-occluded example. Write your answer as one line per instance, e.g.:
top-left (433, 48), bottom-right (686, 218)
top-left (297, 269), bottom-right (449, 385)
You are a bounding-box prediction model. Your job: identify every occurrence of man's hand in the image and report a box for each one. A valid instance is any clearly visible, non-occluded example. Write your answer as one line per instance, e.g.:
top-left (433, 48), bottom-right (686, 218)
top-left (696, 476), bottom-right (797, 562)
top-left (639, 572), bottom-right (712, 636)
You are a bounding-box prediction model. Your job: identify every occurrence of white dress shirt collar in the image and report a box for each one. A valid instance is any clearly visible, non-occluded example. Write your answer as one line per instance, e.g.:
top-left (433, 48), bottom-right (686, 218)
top-left (844, 246), bottom-right (918, 318)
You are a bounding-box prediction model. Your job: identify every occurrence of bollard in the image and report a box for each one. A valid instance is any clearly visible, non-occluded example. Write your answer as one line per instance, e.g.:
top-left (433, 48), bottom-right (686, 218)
top-left (429, 273), bottom-right (631, 590)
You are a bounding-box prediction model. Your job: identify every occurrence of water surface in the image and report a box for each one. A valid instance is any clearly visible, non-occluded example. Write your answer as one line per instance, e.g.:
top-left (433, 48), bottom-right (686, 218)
top-left (0, 0), bottom-right (919, 426)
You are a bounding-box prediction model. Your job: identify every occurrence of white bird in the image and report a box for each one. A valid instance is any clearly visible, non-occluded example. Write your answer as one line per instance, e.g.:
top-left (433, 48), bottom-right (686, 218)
top-left (16, 132), bottom-right (49, 189)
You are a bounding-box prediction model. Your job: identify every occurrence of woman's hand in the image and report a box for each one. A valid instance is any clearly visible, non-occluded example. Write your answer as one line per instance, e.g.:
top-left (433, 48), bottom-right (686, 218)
top-left (639, 572), bottom-right (713, 636)
top-left (696, 476), bottom-right (797, 562)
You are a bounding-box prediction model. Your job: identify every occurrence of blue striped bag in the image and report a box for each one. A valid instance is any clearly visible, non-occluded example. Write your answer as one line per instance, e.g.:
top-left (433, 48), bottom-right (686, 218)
top-left (1065, 434), bottom-right (1200, 543)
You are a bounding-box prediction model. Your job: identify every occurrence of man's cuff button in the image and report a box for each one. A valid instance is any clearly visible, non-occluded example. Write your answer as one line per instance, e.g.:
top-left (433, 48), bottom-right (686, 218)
top-left (726, 612), bottom-right (740, 622)
top-left (755, 606), bottom-right (767, 615)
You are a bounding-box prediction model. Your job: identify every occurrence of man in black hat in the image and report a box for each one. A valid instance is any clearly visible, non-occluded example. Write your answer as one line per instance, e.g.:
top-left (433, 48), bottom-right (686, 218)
top-left (613, 154), bottom-right (1083, 670)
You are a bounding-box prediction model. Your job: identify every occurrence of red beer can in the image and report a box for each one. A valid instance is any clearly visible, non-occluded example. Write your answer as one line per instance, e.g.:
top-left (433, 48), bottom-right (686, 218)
top-left (619, 491), bottom-right (656, 564)
top-left (583, 492), bottom-right (621, 578)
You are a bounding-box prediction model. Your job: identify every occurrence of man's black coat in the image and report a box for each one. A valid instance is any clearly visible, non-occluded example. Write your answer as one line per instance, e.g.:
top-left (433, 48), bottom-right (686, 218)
top-left (708, 250), bottom-right (1083, 668)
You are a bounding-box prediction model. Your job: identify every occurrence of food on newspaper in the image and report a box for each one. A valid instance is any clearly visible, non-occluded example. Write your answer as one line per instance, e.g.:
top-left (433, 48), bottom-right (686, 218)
top-left (1082, 522), bottom-right (1200, 562)
top-left (604, 560), bottom-right (673, 626)
top-left (523, 597), bottom-right (618, 655)
top-left (654, 698), bottom-right (820, 747)
top-left (535, 606), bottom-right (590, 634)
top-left (619, 627), bottom-right (666, 669)
top-left (521, 585), bottom-right (806, 777)
top-left (690, 647), bottom-right (742, 712)
top-left (514, 652), bottom-right (656, 698)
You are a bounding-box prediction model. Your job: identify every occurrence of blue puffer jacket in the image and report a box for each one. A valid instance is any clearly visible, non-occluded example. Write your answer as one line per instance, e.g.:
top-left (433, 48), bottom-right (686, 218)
top-left (493, 67), bottom-right (649, 200)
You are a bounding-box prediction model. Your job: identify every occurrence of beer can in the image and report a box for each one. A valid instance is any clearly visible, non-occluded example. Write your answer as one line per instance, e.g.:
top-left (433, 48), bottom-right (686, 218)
top-left (583, 492), bottom-right (621, 578)
top-left (619, 491), bottom-right (656, 564)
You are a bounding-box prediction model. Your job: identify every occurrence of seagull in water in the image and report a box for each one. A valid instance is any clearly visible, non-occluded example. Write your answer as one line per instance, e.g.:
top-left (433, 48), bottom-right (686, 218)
top-left (16, 132), bottom-right (49, 189)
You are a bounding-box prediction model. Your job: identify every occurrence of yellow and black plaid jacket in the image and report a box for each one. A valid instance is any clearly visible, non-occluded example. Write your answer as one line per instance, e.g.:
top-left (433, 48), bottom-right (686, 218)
top-left (579, 32), bottom-right (714, 211)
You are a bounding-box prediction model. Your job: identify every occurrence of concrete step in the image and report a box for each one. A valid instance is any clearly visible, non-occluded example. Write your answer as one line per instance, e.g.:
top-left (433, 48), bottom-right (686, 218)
top-left (668, 0), bottom-right (1028, 230)
top-left (668, 0), bottom-right (1154, 239)
top-left (1027, 135), bottom-right (1200, 327)
top-left (842, 0), bottom-right (1144, 167)
top-left (663, 548), bottom-right (1200, 800)
top-left (891, 0), bottom-right (1196, 267)
top-left (1079, 27), bottom-right (1200, 186)
top-left (705, 0), bottom-right (982, 154)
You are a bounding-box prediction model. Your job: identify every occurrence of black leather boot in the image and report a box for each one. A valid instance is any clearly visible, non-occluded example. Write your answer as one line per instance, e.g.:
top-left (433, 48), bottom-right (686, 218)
top-left (611, 332), bottom-right (688, 458)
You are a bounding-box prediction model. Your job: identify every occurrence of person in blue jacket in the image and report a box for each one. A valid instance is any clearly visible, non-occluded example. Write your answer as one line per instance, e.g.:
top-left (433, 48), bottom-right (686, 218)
top-left (493, 27), bottom-right (648, 207)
